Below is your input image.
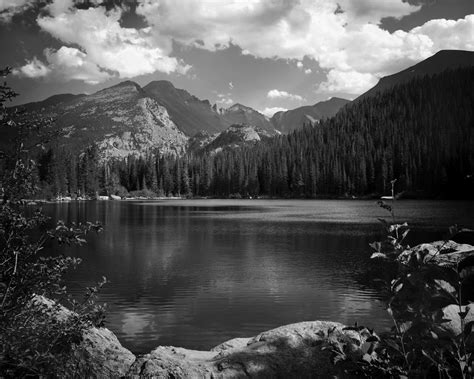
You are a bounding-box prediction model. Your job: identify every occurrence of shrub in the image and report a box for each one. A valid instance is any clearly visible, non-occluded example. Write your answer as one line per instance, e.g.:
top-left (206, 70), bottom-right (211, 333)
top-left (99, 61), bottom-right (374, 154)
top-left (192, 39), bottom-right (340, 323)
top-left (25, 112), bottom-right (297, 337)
top-left (0, 68), bottom-right (104, 376)
top-left (328, 198), bottom-right (474, 378)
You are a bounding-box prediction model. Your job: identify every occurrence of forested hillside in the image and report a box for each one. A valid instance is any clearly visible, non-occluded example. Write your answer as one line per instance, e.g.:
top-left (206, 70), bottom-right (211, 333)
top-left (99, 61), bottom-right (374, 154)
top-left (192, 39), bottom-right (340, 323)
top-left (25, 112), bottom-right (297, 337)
top-left (35, 67), bottom-right (474, 199)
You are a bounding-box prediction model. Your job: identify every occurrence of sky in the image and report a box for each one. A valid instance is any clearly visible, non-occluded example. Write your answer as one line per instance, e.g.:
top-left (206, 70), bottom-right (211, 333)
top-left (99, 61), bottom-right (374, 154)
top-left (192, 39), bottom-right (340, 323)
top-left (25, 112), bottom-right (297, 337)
top-left (1, 0), bottom-right (473, 116)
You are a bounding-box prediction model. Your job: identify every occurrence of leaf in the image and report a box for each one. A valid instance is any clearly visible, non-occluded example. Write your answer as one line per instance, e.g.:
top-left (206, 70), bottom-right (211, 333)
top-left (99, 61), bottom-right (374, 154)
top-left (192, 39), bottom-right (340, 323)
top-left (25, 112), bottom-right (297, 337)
top-left (362, 353), bottom-right (372, 363)
top-left (370, 252), bottom-right (388, 260)
top-left (366, 336), bottom-right (379, 343)
top-left (464, 321), bottom-right (474, 337)
top-left (369, 241), bottom-right (382, 252)
top-left (393, 282), bottom-right (403, 293)
top-left (459, 309), bottom-right (469, 320)
top-left (434, 279), bottom-right (457, 296)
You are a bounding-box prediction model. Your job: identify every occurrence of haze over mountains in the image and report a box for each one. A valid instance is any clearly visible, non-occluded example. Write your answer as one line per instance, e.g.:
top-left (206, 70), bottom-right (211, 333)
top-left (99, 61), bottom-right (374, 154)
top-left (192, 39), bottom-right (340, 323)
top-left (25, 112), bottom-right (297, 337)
top-left (11, 49), bottom-right (474, 159)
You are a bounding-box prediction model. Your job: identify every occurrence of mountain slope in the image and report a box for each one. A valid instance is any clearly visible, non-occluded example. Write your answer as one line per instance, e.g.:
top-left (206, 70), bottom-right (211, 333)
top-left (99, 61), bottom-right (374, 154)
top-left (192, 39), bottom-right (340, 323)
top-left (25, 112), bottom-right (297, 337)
top-left (188, 124), bottom-right (273, 154)
top-left (271, 97), bottom-right (350, 134)
top-left (357, 49), bottom-right (474, 101)
top-left (21, 93), bottom-right (86, 111)
top-left (16, 81), bottom-right (188, 159)
top-left (144, 80), bottom-right (226, 136)
top-left (221, 103), bottom-right (274, 133)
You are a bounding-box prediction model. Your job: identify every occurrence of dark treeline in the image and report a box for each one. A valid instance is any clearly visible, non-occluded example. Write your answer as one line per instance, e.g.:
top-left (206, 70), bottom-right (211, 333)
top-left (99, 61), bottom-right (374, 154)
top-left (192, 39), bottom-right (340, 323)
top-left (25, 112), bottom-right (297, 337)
top-left (36, 67), bottom-right (474, 199)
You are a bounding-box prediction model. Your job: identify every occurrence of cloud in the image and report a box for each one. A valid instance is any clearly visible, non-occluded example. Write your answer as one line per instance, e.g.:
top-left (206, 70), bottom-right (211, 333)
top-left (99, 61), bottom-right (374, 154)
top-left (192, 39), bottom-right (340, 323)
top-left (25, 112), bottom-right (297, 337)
top-left (318, 70), bottom-right (378, 94)
top-left (267, 89), bottom-right (305, 102)
top-left (12, 0), bottom-right (474, 94)
top-left (304, 68), bottom-right (312, 74)
top-left (32, 1), bottom-right (190, 83)
top-left (337, 0), bottom-right (421, 25)
top-left (216, 97), bottom-right (234, 107)
top-left (13, 57), bottom-right (50, 78)
top-left (45, 46), bottom-right (111, 84)
top-left (0, 0), bottom-right (32, 23)
top-left (216, 93), bottom-right (234, 107)
top-left (136, 0), bottom-right (474, 95)
top-left (261, 107), bottom-right (288, 118)
top-left (15, 46), bottom-right (111, 84)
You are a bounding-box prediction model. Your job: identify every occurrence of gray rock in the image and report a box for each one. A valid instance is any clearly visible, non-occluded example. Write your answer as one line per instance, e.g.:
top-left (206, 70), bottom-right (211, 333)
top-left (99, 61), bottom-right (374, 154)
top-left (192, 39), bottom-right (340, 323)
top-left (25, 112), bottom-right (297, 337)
top-left (398, 240), bottom-right (474, 269)
top-left (30, 296), bottom-right (135, 377)
top-left (128, 321), bottom-right (373, 378)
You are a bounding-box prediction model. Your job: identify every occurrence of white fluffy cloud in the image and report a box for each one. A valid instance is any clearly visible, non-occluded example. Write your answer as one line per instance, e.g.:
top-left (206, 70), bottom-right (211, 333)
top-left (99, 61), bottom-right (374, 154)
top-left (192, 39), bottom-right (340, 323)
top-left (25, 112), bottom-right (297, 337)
top-left (15, 46), bottom-right (111, 84)
top-left (9, 0), bottom-right (474, 93)
top-left (13, 57), bottom-right (50, 78)
top-left (261, 107), bottom-right (288, 118)
top-left (267, 89), bottom-right (305, 102)
top-left (136, 0), bottom-right (474, 94)
top-left (216, 93), bottom-right (234, 107)
top-left (23, 0), bottom-right (190, 83)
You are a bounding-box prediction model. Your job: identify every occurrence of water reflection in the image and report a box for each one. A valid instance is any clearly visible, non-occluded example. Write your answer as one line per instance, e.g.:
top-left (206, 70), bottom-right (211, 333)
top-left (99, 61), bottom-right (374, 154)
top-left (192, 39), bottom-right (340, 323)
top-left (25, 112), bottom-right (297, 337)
top-left (43, 200), bottom-right (474, 353)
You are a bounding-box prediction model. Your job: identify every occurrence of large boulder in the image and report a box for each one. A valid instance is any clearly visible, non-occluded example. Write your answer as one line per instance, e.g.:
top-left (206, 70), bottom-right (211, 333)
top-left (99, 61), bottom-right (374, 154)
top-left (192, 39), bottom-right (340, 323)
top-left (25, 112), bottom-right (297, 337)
top-left (29, 296), bottom-right (136, 377)
top-left (127, 321), bottom-right (374, 378)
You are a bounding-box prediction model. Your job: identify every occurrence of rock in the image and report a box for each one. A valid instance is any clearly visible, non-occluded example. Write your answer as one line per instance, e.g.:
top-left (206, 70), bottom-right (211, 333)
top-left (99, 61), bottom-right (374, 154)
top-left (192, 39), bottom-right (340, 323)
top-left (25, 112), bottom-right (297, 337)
top-left (71, 326), bottom-right (136, 377)
top-left (30, 295), bottom-right (135, 377)
top-left (398, 240), bottom-right (474, 270)
top-left (110, 194), bottom-right (121, 200)
top-left (128, 321), bottom-right (374, 378)
top-left (437, 303), bottom-right (474, 338)
top-left (211, 337), bottom-right (251, 353)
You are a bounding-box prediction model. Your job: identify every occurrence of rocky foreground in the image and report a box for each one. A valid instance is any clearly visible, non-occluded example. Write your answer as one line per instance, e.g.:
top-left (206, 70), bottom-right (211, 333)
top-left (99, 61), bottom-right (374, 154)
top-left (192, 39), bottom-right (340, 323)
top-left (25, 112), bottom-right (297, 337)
top-left (37, 240), bottom-right (474, 378)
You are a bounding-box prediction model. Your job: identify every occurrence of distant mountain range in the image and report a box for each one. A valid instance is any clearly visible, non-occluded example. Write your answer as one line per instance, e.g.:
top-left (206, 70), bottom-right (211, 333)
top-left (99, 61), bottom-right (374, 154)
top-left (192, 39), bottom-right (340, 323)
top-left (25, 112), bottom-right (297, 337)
top-left (9, 49), bottom-right (474, 159)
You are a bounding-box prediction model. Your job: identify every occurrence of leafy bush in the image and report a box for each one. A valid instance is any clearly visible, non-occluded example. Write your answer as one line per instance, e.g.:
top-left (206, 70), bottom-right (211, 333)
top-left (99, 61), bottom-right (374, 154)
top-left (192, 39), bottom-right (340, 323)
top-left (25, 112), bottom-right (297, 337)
top-left (0, 68), bottom-right (104, 376)
top-left (328, 198), bottom-right (474, 378)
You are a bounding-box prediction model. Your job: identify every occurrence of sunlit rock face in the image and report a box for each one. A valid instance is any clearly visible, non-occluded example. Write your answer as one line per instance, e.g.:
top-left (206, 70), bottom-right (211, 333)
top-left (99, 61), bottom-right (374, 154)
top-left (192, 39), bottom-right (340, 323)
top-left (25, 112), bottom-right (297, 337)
top-left (127, 321), bottom-right (373, 378)
top-left (221, 103), bottom-right (275, 134)
top-left (32, 295), bottom-right (378, 378)
top-left (29, 296), bottom-right (135, 377)
top-left (188, 124), bottom-right (273, 154)
top-left (17, 81), bottom-right (188, 160)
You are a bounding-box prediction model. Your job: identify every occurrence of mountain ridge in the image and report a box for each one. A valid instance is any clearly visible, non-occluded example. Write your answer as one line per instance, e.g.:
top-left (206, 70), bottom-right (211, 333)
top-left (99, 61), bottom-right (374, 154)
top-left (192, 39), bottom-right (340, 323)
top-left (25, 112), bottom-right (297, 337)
top-left (270, 97), bottom-right (351, 134)
top-left (356, 49), bottom-right (474, 101)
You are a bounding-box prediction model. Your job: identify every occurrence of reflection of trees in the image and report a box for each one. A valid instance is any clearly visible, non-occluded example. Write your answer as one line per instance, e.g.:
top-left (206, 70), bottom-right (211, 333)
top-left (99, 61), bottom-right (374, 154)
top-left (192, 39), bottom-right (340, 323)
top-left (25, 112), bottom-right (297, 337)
top-left (44, 203), bottom-right (395, 352)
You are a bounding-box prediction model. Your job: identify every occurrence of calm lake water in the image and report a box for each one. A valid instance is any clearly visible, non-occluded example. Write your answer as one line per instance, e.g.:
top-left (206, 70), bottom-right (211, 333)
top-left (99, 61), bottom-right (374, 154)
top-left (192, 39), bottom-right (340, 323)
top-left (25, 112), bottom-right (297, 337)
top-left (43, 199), bottom-right (474, 354)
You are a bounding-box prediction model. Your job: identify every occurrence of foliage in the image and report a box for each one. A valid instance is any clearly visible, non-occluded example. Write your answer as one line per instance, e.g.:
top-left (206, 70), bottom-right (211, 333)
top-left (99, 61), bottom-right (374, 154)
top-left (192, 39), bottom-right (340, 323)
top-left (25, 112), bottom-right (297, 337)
top-left (327, 199), bottom-right (474, 378)
top-left (0, 68), bottom-right (104, 376)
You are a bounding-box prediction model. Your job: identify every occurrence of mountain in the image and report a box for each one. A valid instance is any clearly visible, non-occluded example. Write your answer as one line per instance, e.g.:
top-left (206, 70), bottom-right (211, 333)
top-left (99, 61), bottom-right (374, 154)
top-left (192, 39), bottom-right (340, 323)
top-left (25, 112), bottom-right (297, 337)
top-left (21, 93), bottom-right (86, 111)
top-left (357, 49), bottom-right (474, 101)
top-left (14, 81), bottom-right (188, 159)
top-left (271, 97), bottom-right (350, 134)
top-left (11, 79), bottom-right (278, 159)
top-left (188, 123), bottom-right (273, 154)
top-left (143, 80), bottom-right (226, 136)
top-left (220, 104), bottom-right (275, 133)
top-left (144, 81), bottom-right (276, 135)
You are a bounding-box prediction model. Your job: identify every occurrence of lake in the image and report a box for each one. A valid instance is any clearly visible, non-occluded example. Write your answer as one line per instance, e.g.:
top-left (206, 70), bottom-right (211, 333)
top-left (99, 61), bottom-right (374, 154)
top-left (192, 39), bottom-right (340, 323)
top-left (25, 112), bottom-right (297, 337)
top-left (43, 199), bottom-right (474, 354)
